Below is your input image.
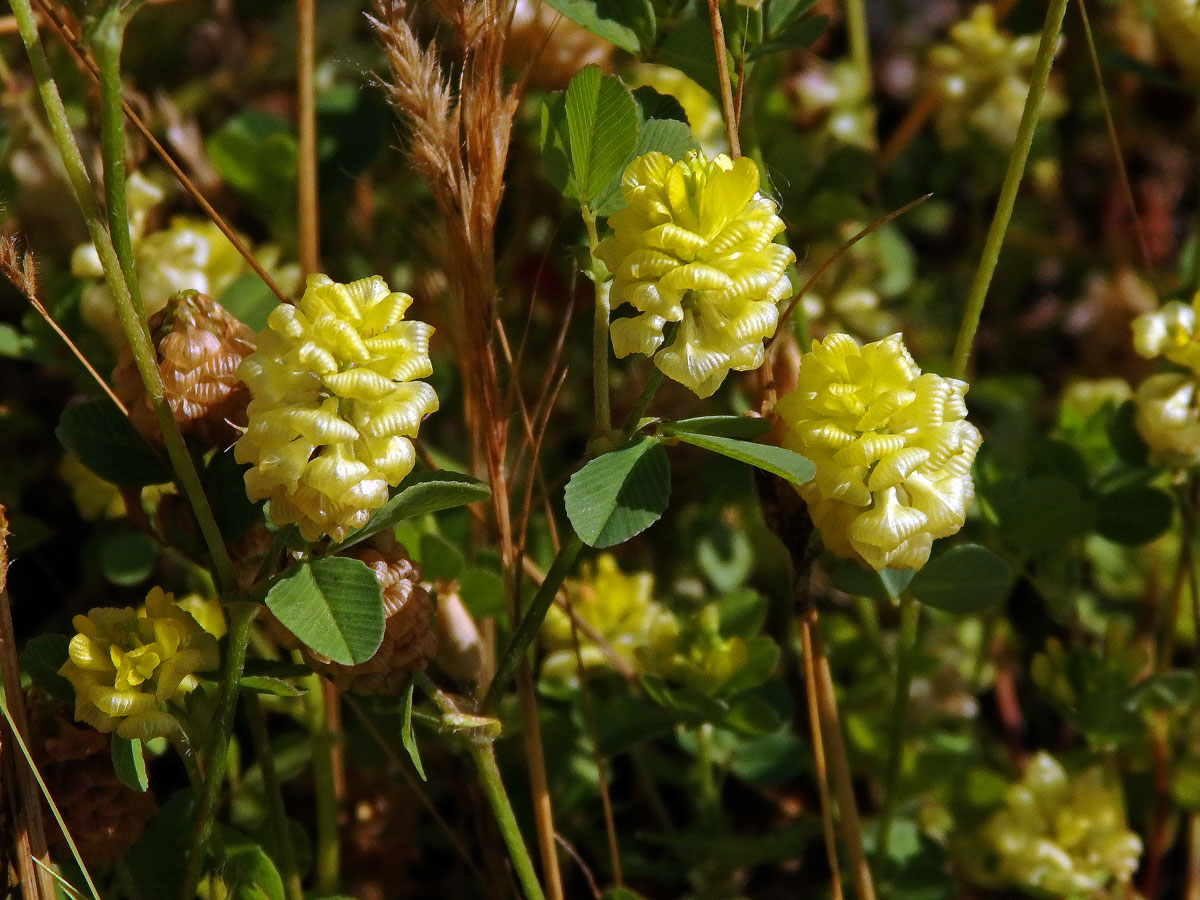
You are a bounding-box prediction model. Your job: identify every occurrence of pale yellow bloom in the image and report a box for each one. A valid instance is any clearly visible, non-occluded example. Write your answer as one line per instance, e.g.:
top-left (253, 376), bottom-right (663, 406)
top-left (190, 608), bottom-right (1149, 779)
top-left (597, 151), bottom-right (794, 398)
top-left (639, 604), bottom-right (753, 695)
top-left (928, 4), bottom-right (1064, 150)
top-left (971, 752), bottom-right (1142, 896)
top-left (73, 173), bottom-right (297, 347)
top-left (541, 554), bottom-right (662, 681)
top-left (59, 587), bottom-right (220, 740)
top-left (1132, 296), bottom-right (1200, 374)
top-left (235, 274), bottom-right (438, 542)
top-left (776, 333), bottom-right (981, 571)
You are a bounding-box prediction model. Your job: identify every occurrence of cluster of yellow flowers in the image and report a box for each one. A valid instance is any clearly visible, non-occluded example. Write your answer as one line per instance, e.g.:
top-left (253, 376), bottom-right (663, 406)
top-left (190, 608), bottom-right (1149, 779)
top-left (59, 588), bottom-right (221, 740)
top-left (541, 554), bottom-right (665, 682)
top-left (597, 150), bottom-right (795, 399)
top-left (541, 555), bottom-right (762, 695)
top-left (1130, 293), bottom-right (1200, 466)
top-left (969, 753), bottom-right (1143, 897)
top-left (72, 173), bottom-right (296, 347)
top-left (928, 4), bottom-right (1064, 150)
top-left (235, 274), bottom-right (439, 542)
top-left (776, 333), bottom-right (980, 571)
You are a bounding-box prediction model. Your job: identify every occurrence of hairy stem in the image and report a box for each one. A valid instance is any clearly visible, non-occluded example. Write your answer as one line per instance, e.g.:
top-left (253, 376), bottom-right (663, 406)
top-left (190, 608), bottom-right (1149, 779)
top-left (875, 594), bottom-right (920, 869)
top-left (469, 739), bottom-right (550, 900)
top-left (179, 604), bottom-right (258, 900)
top-left (949, 0), bottom-right (1068, 379)
top-left (92, 6), bottom-right (143, 318)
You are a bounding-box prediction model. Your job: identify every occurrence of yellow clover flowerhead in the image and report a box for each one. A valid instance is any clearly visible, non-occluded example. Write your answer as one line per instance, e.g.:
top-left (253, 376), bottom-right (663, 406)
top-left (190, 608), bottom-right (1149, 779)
top-left (235, 274), bottom-right (439, 542)
top-left (928, 4), bottom-right (1064, 151)
top-left (1131, 294), bottom-right (1200, 465)
top-left (596, 150), bottom-right (795, 399)
top-left (59, 587), bottom-right (220, 740)
top-left (776, 333), bottom-right (982, 571)
top-left (973, 753), bottom-right (1142, 896)
top-left (541, 554), bottom-right (662, 682)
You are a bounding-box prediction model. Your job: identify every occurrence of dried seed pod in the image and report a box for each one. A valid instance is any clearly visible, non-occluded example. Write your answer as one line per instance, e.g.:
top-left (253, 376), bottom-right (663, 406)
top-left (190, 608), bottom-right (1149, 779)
top-left (114, 290), bottom-right (255, 446)
top-left (306, 537), bottom-right (437, 694)
top-left (31, 712), bottom-right (158, 867)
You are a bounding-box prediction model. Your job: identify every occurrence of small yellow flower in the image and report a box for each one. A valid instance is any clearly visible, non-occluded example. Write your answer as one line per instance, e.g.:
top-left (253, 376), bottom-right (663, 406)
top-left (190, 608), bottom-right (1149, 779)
top-left (971, 752), bottom-right (1142, 896)
top-left (59, 587), bottom-right (220, 740)
top-left (596, 150), bottom-right (795, 399)
top-left (776, 333), bottom-right (981, 571)
top-left (235, 274), bottom-right (438, 542)
top-left (541, 554), bottom-right (662, 681)
top-left (928, 4), bottom-right (1064, 150)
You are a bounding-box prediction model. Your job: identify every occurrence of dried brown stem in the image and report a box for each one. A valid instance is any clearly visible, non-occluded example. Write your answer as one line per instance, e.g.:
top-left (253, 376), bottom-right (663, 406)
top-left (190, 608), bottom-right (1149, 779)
top-left (706, 0), bottom-right (741, 158)
top-left (0, 505), bottom-right (56, 900)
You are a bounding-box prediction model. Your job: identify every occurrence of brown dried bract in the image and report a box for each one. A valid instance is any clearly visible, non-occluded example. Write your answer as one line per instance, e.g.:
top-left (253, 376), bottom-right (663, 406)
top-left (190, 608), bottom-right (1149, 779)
top-left (306, 536), bottom-right (438, 695)
top-left (30, 711), bottom-right (158, 867)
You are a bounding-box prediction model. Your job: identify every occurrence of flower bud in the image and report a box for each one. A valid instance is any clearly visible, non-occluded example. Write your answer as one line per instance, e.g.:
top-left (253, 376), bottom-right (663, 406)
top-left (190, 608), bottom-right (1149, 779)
top-left (235, 274), bottom-right (438, 542)
top-left (596, 150), bottom-right (795, 398)
top-left (59, 587), bottom-right (221, 740)
top-left (775, 332), bottom-right (981, 571)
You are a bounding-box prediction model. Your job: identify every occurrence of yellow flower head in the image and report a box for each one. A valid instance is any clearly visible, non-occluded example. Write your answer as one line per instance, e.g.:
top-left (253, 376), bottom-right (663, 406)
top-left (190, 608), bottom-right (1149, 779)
top-left (235, 274), bottom-right (439, 542)
top-left (73, 173), bottom-right (298, 348)
top-left (972, 752), bottom-right (1142, 896)
top-left (596, 150), bottom-right (795, 399)
top-left (639, 604), bottom-right (753, 695)
top-left (541, 554), bottom-right (662, 681)
top-left (59, 587), bottom-right (220, 740)
top-left (776, 333), bottom-right (981, 571)
top-left (928, 4), bottom-right (1064, 150)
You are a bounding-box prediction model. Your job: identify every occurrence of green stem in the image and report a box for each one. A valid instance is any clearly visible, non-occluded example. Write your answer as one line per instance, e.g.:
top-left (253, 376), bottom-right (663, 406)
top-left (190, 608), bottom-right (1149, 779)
top-left (179, 604), bottom-right (257, 900)
top-left (694, 723), bottom-right (721, 828)
top-left (949, 0), bottom-right (1068, 379)
top-left (304, 674), bottom-right (341, 894)
top-left (582, 204), bottom-right (611, 436)
top-left (10, 0), bottom-right (235, 591)
top-left (844, 0), bottom-right (873, 99)
top-left (484, 533), bottom-right (584, 712)
top-left (875, 594), bottom-right (920, 870)
top-left (92, 6), bottom-right (143, 319)
top-left (244, 693), bottom-right (304, 900)
top-left (468, 739), bottom-right (549, 900)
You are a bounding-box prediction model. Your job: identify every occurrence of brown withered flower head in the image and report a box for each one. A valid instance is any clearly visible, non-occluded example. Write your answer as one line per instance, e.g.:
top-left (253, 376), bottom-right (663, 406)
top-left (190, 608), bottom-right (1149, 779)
top-left (31, 711), bottom-right (158, 867)
top-left (114, 290), bottom-right (255, 446)
top-left (305, 536), bottom-right (437, 694)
